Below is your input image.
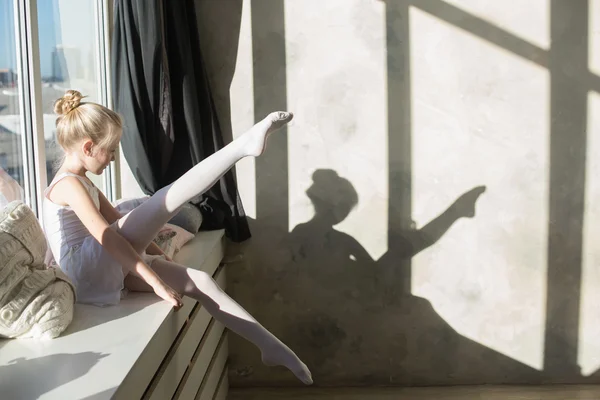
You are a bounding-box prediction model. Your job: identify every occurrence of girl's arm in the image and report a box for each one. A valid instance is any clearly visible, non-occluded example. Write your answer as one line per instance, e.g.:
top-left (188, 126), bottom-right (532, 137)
top-left (97, 190), bottom-right (171, 260)
top-left (97, 188), bottom-right (122, 224)
top-left (51, 177), bottom-right (182, 308)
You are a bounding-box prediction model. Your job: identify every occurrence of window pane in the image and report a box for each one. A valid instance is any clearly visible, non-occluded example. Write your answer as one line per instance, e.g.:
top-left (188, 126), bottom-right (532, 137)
top-left (37, 0), bottom-right (105, 190)
top-left (0, 0), bottom-right (26, 205)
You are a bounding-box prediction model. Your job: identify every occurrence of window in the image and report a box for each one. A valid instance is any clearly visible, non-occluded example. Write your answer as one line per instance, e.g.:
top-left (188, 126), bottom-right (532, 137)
top-left (0, 0), bottom-right (114, 214)
top-left (37, 0), bottom-right (104, 187)
top-left (0, 0), bottom-right (27, 204)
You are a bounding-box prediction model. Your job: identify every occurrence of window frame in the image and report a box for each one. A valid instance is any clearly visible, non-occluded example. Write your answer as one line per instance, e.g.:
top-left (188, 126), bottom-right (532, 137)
top-left (10, 0), bottom-right (116, 216)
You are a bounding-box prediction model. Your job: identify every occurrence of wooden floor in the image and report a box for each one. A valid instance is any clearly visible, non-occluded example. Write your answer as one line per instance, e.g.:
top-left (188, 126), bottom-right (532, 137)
top-left (228, 385), bottom-right (600, 400)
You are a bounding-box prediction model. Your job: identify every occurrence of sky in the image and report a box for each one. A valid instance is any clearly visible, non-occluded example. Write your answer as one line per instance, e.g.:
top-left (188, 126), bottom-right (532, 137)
top-left (0, 0), bottom-right (94, 78)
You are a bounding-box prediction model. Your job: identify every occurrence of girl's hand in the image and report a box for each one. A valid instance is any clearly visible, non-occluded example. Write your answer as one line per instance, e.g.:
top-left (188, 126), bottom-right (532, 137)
top-left (152, 280), bottom-right (183, 310)
top-left (146, 241), bottom-right (173, 262)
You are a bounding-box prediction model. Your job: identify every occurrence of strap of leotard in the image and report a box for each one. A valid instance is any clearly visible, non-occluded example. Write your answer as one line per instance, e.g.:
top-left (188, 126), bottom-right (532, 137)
top-left (45, 172), bottom-right (94, 194)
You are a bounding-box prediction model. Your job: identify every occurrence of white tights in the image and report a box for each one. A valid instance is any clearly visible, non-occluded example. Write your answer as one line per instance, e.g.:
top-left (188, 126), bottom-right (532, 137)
top-left (117, 112), bottom-right (312, 385)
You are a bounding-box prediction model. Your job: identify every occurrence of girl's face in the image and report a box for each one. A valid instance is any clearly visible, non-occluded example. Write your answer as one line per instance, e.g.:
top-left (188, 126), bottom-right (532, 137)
top-left (82, 132), bottom-right (121, 175)
top-left (92, 145), bottom-right (118, 174)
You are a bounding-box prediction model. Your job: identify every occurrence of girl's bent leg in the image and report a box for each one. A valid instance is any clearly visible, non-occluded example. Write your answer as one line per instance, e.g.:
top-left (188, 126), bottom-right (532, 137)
top-left (124, 257), bottom-right (312, 385)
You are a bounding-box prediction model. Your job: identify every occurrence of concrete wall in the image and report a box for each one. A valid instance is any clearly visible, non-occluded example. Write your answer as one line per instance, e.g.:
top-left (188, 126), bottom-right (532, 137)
top-left (124, 0), bottom-right (600, 387)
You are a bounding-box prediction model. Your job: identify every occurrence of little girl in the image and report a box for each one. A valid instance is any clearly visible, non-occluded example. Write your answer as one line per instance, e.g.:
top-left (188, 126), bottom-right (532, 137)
top-left (42, 90), bottom-right (312, 385)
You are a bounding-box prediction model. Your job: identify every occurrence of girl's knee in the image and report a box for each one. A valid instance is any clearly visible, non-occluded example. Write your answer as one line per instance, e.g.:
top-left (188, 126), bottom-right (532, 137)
top-left (189, 269), bottom-right (213, 286)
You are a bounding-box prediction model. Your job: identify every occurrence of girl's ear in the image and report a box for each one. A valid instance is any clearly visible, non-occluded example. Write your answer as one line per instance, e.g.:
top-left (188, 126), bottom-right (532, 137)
top-left (82, 139), bottom-right (94, 157)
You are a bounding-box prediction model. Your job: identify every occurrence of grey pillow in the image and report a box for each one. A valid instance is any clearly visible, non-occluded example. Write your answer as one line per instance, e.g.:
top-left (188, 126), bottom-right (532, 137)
top-left (167, 203), bottom-right (203, 233)
top-left (113, 197), bottom-right (202, 233)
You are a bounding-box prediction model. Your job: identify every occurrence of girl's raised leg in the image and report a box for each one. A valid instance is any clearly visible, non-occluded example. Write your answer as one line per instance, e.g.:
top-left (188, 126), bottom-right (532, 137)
top-left (115, 112), bottom-right (293, 253)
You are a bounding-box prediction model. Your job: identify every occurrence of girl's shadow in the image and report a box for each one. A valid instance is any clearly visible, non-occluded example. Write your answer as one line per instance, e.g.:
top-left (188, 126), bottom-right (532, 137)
top-left (266, 169), bottom-right (542, 385)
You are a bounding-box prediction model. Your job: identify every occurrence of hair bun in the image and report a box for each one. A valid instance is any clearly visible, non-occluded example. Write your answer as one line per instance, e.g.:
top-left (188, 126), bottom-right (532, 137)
top-left (54, 90), bottom-right (83, 115)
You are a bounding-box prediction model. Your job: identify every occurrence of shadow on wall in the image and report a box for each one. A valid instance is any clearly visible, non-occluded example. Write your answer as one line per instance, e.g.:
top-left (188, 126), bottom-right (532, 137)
top-left (278, 169), bottom-right (489, 380)
top-left (194, 0), bottom-right (598, 388)
top-left (231, 170), bottom-right (552, 386)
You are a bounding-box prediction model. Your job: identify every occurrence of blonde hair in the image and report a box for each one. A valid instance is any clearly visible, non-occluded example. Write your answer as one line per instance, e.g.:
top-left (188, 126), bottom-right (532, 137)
top-left (53, 90), bottom-right (123, 153)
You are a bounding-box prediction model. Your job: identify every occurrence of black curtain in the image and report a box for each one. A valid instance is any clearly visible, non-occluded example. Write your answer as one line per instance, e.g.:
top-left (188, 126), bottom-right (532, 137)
top-left (111, 0), bottom-right (251, 242)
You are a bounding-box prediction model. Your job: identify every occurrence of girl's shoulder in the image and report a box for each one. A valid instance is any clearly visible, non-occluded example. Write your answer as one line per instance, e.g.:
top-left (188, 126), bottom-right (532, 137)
top-left (45, 172), bottom-right (95, 206)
